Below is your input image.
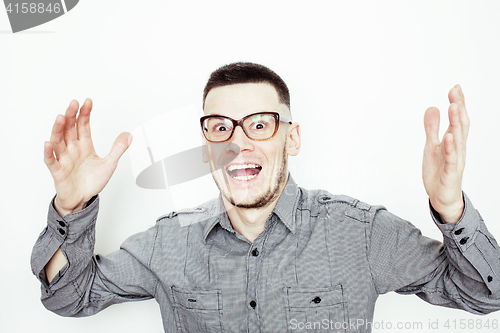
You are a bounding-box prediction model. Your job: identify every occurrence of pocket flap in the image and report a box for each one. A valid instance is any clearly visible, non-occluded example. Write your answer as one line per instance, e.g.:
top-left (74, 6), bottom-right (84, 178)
top-left (171, 286), bottom-right (222, 311)
top-left (284, 285), bottom-right (344, 309)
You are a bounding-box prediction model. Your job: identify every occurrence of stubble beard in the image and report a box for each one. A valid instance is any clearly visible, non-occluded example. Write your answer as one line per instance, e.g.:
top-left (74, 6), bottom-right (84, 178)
top-left (214, 145), bottom-right (288, 210)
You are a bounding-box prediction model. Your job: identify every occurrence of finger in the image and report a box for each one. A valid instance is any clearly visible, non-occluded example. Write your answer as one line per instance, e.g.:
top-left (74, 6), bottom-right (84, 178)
top-left (43, 141), bottom-right (61, 174)
top-left (50, 114), bottom-right (67, 159)
top-left (448, 84), bottom-right (470, 138)
top-left (424, 107), bottom-right (440, 148)
top-left (63, 100), bottom-right (79, 144)
top-left (447, 103), bottom-right (463, 141)
top-left (104, 132), bottom-right (133, 169)
top-left (442, 132), bottom-right (458, 175)
top-left (447, 103), bottom-right (466, 164)
top-left (448, 84), bottom-right (466, 107)
top-left (76, 98), bottom-right (93, 140)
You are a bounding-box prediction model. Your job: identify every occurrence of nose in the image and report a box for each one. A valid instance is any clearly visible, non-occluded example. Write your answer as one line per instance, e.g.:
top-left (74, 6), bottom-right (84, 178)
top-left (228, 126), bottom-right (253, 153)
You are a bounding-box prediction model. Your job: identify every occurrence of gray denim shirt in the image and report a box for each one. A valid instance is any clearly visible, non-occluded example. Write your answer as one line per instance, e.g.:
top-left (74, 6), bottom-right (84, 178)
top-left (31, 175), bottom-right (500, 332)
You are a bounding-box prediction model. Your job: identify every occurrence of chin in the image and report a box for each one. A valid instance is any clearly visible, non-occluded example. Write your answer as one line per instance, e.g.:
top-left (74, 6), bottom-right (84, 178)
top-left (224, 184), bottom-right (281, 209)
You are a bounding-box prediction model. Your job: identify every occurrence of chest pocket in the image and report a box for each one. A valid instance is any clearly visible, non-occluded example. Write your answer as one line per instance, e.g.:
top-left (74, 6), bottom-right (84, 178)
top-left (171, 286), bottom-right (224, 333)
top-left (284, 285), bottom-right (348, 333)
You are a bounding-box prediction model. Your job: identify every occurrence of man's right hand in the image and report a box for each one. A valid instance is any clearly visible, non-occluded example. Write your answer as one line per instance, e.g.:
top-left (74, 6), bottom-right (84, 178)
top-left (44, 98), bottom-right (132, 216)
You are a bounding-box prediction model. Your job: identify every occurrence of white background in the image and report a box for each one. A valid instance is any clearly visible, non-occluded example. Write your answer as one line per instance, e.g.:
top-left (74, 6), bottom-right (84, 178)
top-left (1, 1), bottom-right (500, 332)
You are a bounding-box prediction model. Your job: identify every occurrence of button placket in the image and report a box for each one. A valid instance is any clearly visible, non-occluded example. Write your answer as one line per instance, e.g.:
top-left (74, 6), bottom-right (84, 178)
top-left (246, 237), bottom-right (264, 328)
top-left (247, 245), bottom-right (260, 306)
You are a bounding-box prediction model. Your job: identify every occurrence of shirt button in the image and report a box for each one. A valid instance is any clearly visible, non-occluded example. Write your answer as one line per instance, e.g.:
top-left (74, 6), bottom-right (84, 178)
top-left (57, 220), bottom-right (66, 227)
top-left (249, 300), bottom-right (257, 308)
top-left (459, 237), bottom-right (469, 245)
top-left (454, 228), bottom-right (464, 235)
top-left (488, 276), bottom-right (493, 282)
top-left (252, 248), bottom-right (259, 257)
top-left (57, 228), bottom-right (65, 235)
top-left (312, 296), bottom-right (322, 304)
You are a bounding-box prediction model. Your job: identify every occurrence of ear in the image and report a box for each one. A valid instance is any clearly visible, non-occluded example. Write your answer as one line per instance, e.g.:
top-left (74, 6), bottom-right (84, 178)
top-left (286, 122), bottom-right (301, 156)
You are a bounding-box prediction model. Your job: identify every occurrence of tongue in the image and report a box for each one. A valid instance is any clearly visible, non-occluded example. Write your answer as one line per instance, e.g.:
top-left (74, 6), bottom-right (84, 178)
top-left (232, 167), bottom-right (261, 177)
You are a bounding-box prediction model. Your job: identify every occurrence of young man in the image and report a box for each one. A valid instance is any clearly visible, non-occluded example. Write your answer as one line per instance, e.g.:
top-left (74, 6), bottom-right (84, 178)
top-left (32, 62), bottom-right (500, 332)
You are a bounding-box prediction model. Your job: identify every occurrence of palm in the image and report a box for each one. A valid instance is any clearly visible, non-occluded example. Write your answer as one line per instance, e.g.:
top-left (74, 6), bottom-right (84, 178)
top-left (422, 85), bottom-right (469, 223)
top-left (44, 99), bottom-right (131, 215)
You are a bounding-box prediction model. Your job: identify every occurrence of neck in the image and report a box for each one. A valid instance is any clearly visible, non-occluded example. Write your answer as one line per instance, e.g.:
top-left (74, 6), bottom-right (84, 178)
top-left (223, 196), bottom-right (280, 243)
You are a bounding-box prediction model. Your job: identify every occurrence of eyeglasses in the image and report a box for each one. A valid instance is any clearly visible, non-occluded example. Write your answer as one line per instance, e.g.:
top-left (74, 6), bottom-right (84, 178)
top-left (200, 112), bottom-right (292, 143)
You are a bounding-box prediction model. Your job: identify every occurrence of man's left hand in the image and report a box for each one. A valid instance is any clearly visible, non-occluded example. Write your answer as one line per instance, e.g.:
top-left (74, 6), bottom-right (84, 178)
top-left (423, 84), bottom-right (470, 224)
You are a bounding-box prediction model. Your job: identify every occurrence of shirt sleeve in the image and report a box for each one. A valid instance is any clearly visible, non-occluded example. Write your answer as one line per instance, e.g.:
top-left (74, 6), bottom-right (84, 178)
top-left (30, 196), bottom-right (159, 317)
top-left (367, 192), bottom-right (500, 314)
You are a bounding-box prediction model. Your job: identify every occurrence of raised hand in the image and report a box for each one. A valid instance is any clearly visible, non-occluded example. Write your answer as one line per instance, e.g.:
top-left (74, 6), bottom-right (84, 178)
top-left (44, 99), bottom-right (132, 216)
top-left (423, 85), bottom-right (470, 223)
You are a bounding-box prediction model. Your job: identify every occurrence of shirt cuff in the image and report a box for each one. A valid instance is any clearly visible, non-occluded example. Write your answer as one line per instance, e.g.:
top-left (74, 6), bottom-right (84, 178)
top-left (31, 195), bottom-right (99, 291)
top-left (430, 192), bottom-right (500, 295)
top-left (47, 194), bottom-right (99, 241)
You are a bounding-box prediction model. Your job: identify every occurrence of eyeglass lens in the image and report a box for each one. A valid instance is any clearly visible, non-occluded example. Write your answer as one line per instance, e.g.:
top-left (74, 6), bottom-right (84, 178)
top-left (203, 114), bottom-right (277, 142)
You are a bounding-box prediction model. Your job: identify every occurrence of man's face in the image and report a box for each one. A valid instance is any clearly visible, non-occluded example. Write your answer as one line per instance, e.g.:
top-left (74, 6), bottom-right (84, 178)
top-left (203, 83), bottom-right (295, 209)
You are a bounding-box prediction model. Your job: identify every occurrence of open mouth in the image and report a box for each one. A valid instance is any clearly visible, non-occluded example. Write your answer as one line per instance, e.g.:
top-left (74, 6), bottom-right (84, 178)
top-left (226, 163), bottom-right (262, 181)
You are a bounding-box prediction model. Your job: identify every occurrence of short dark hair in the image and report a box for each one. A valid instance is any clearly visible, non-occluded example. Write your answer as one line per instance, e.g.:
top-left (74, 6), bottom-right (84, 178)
top-left (203, 62), bottom-right (290, 109)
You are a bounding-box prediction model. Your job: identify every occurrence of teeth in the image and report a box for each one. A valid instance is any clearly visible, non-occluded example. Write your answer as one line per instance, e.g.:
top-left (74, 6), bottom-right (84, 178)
top-left (227, 164), bottom-right (260, 172)
top-left (232, 174), bottom-right (257, 181)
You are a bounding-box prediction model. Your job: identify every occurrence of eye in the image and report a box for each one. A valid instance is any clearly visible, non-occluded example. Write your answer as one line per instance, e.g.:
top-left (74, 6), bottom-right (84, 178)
top-left (248, 119), bottom-right (270, 131)
top-left (215, 124), bottom-right (230, 132)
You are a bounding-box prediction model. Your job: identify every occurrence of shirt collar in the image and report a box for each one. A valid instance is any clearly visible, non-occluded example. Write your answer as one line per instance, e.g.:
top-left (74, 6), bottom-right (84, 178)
top-left (202, 174), bottom-right (300, 241)
top-left (273, 174), bottom-right (300, 234)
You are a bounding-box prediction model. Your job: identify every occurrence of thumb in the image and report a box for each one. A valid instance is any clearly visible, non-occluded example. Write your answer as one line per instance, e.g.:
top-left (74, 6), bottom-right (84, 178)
top-left (106, 132), bottom-right (133, 166)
